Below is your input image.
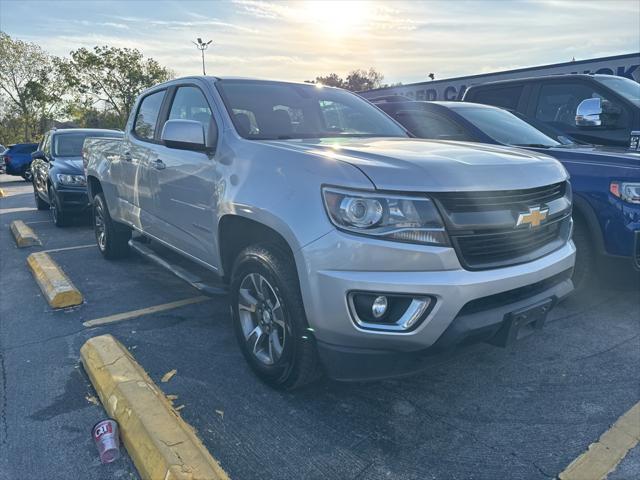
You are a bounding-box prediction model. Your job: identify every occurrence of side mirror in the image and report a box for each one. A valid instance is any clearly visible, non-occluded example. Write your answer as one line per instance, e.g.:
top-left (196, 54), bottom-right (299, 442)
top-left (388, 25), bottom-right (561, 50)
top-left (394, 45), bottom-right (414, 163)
top-left (161, 120), bottom-right (207, 151)
top-left (31, 150), bottom-right (47, 161)
top-left (575, 98), bottom-right (602, 127)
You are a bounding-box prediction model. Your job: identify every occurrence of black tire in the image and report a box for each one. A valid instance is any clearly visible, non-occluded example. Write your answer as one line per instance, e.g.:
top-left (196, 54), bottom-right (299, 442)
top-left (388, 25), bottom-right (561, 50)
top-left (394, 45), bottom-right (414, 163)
top-left (49, 184), bottom-right (71, 227)
top-left (571, 216), bottom-right (595, 290)
top-left (33, 183), bottom-right (49, 210)
top-left (93, 193), bottom-right (131, 259)
top-left (22, 170), bottom-right (33, 182)
top-left (230, 243), bottom-right (321, 390)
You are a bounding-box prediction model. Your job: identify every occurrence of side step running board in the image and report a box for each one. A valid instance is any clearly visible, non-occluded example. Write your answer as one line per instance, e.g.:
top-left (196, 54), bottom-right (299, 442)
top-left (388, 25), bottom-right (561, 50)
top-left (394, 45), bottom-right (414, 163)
top-left (128, 239), bottom-right (228, 296)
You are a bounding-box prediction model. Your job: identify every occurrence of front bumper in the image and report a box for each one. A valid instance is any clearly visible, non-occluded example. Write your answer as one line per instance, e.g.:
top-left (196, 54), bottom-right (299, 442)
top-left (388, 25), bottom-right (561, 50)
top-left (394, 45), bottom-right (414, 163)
top-left (296, 230), bottom-right (576, 380)
top-left (55, 185), bottom-right (90, 212)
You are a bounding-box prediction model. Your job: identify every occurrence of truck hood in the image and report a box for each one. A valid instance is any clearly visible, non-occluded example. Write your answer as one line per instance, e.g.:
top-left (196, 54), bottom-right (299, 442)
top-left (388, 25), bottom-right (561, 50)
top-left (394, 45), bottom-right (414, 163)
top-left (262, 137), bottom-right (568, 192)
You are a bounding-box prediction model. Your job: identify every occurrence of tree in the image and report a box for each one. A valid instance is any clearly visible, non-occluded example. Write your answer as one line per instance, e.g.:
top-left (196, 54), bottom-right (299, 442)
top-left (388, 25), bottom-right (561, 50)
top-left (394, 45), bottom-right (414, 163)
top-left (345, 68), bottom-right (385, 91)
top-left (311, 68), bottom-right (386, 92)
top-left (0, 31), bottom-right (64, 141)
top-left (61, 46), bottom-right (173, 127)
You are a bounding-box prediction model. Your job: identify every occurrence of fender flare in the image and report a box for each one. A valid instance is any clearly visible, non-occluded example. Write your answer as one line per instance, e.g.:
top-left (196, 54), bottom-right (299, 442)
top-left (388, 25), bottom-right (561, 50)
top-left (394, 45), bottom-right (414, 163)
top-left (572, 194), bottom-right (606, 256)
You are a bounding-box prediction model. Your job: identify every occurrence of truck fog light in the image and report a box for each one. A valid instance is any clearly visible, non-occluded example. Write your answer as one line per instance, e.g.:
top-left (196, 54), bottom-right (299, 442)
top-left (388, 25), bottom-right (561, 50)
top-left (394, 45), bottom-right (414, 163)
top-left (349, 292), bottom-right (434, 332)
top-left (372, 296), bottom-right (388, 318)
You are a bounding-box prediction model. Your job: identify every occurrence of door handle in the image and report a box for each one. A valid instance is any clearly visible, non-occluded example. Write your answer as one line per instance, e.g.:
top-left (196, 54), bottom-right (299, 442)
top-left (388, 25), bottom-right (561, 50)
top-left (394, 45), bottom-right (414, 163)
top-left (122, 151), bottom-right (132, 162)
top-left (153, 158), bottom-right (166, 170)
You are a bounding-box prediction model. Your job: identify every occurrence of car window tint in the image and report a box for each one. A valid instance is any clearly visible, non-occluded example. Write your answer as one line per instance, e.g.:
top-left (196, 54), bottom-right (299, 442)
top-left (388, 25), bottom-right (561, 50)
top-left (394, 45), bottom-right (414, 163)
top-left (169, 87), bottom-right (212, 123)
top-left (216, 80), bottom-right (407, 139)
top-left (43, 134), bottom-right (51, 155)
top-left (535, 83), bottom-right (627, 128)
top-left (393, 110), bottom-right (471, 140)
top-left (134, 90), bottom-right (165, 140)
top-left (12, 144), bottom-right (38, 153)
top-left (472, 86), bottom-right (523, 109)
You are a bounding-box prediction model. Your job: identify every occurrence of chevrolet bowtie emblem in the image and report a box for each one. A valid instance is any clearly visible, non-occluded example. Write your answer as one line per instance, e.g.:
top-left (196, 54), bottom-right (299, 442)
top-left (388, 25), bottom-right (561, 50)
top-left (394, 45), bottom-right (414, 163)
top-left (516, 206), bottom-right (549, 228)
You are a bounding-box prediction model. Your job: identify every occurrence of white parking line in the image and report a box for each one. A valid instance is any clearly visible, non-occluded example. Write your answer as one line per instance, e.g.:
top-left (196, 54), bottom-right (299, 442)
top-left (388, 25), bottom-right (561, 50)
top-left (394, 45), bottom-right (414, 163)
top-left (0, 207), bottom-right (37, 215)
top-left (41, 244), bottom-right (95, 253)
top-left (83, 296), bottom-right (211, 327)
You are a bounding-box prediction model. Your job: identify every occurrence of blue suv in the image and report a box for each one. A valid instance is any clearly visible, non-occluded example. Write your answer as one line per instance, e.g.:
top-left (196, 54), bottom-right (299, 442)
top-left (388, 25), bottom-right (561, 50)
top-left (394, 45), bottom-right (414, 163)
top-left (373, 98), bottom-right (640, 287)
top-left (1, 143), bottom-right (38, 181)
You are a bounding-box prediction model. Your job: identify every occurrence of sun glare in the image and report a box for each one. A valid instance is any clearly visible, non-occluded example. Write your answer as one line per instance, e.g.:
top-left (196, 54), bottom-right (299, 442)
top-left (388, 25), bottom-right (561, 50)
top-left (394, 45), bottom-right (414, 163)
top-left (303, 1), bottom-right (370, 37)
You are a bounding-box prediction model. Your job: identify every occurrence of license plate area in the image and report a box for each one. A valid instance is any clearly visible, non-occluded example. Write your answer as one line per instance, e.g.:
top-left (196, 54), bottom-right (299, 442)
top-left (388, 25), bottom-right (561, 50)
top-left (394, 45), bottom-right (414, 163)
top-left (488, 298), bottom-right (554, 347)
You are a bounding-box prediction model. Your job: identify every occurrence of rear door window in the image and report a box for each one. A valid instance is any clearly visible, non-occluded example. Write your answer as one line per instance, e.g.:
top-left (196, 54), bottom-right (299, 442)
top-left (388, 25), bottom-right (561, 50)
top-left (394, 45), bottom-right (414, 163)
top-left (12, 144), bottom-right (38, 154)
top-left (471, 86), bottom-right (523, 109)
top-left (134, 90), bottom-right (166, 140)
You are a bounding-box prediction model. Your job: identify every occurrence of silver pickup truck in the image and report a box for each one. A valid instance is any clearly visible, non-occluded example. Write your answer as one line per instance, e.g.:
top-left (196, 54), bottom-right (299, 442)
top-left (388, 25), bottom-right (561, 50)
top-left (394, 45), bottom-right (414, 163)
top-left (84, 76), bottom-right (576, 389)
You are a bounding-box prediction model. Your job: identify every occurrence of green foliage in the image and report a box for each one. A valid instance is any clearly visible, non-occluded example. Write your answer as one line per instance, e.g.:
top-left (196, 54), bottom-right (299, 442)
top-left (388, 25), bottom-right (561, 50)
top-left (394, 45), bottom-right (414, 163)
top-left (0, 32), bottom-right (173, 144)
top-left (61, 45), bottom-right (174, 126)
top-left (312, 68), bottom-right (387, 91)
top-left (0, 31), bottom-right (65, 142)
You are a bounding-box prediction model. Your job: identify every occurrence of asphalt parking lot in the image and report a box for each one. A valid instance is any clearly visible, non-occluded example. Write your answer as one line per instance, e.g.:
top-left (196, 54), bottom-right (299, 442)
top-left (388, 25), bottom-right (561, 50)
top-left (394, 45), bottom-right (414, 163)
top-left (1, 173), bottom-right (639, 480)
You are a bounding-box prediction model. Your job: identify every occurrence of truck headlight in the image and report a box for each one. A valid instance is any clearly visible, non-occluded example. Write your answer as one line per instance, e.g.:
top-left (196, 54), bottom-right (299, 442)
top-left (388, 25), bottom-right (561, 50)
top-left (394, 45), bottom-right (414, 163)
top-left (322, 187), bottom-right (449, 246)
top-left (610, 181), bottom-right (640, 204)
top-left (56, 173), bottom-right (87, 186)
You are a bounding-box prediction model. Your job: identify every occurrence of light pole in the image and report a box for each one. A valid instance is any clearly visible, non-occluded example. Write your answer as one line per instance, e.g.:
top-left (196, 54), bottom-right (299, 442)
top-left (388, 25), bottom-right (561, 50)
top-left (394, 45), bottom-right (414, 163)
top-left (193, 38), bottom-right (213, 75)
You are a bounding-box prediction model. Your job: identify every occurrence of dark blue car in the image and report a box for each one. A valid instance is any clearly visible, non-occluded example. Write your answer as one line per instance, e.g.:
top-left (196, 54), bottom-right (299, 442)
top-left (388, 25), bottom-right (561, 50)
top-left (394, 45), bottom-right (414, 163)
top-left (31, 128), bottom-right (123, 226)
top-left (374, 98), bottom-right (640, 287)
top-left (1, 143), bottom-right (39, 180)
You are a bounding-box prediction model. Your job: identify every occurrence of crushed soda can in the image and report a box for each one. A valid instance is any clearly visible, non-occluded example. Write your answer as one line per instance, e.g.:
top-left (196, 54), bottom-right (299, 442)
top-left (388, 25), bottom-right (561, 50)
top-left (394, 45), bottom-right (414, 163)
top-left (92, 419), bottom-right (121, 464)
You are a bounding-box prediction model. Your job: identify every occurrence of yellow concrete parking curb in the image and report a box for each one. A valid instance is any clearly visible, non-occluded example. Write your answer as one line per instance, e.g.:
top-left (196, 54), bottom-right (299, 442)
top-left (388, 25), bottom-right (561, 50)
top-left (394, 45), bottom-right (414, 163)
top-left (559, 401), bottom-right (640, 480)
top-left (81, 334), bottom-right (229, 480)
top-left (27, 252), bottom-right (83, 308)
top-left (0, 188), bottom-right (5, 198)
top-left (10, 220), bottom-right (41, 247)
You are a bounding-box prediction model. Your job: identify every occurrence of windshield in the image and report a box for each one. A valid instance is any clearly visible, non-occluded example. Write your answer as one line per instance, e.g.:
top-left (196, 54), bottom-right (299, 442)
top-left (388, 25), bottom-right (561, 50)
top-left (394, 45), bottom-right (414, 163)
top-left (594, 76), bottom-right (640, 106)
top-left (456, 106), bottom-right (560, 147)
top-left (216, 80), bottom-right (408, 140)
top-left (53, 132), bottom-right (121, 157)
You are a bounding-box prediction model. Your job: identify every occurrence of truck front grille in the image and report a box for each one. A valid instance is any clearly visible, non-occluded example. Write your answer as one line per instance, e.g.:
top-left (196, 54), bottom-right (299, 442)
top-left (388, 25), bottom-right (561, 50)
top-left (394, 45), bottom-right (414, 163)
top-left (432, 182), bottom-right (571, 270)
top-left (436, 182), bottom-right (565, 212)
top-left (451, 216), bottom-right (571, 270)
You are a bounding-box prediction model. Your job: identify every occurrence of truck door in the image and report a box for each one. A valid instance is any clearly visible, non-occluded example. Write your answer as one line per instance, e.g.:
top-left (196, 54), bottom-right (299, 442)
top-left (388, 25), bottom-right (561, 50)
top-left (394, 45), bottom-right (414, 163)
top-left (149, 84), bottom-right (220, 267)
top-left (123, 89), bottom-right (167, 233)
top-left (531, 80), bottom-right (633, 147)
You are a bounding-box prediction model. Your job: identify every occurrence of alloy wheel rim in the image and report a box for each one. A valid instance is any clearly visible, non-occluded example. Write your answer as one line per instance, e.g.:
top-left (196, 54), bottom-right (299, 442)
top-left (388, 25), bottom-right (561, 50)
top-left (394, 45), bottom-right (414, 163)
top-left (238, 273), bottom-right (287, 366)
top-left (94, 203), bottom-right (106, 250)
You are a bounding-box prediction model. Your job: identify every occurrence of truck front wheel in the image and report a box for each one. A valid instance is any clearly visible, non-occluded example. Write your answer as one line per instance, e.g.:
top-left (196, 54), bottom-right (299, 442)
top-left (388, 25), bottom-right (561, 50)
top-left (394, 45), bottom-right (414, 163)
top-left (230, 244), bottom-right (321, 390)
top-left (93, 193), bottom-right (131, 259)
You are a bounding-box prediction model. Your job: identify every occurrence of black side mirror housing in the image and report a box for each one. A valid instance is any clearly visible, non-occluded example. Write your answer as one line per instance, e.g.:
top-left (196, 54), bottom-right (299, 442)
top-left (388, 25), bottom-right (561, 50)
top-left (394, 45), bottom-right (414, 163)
top-left (31, 150), bottom-right (47, 161)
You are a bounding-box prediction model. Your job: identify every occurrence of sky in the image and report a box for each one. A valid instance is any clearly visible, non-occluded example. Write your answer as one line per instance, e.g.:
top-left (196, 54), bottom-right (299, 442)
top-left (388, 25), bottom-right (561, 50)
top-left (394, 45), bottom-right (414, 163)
top-left (1, 0), bottom-right (639, 85)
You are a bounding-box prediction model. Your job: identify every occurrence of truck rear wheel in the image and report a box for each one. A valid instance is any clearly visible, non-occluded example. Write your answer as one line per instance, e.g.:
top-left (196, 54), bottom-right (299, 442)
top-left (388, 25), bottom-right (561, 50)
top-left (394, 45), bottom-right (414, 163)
top-left (93, 193), bottom-right (131, 259)
top-left (230, 243), bottom-right (321, 390)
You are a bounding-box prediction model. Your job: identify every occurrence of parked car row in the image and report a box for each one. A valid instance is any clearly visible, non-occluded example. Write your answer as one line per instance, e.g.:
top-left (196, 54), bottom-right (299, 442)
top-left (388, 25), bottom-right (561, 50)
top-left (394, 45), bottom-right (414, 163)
top-left (372, 97), bottom-right (640, 287)
top-left (5, 73), bottom-right (637, 390)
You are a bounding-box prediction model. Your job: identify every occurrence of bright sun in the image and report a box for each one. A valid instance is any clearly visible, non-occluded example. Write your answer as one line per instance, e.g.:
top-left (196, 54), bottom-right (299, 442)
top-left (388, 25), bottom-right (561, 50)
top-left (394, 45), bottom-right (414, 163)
top-left (303, 1), bottom-right (370, 37)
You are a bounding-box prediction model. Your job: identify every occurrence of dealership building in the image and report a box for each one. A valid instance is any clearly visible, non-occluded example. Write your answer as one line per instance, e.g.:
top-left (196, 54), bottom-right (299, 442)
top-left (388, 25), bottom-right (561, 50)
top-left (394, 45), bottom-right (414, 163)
top-left (360, 52), bottom-right (640, 101)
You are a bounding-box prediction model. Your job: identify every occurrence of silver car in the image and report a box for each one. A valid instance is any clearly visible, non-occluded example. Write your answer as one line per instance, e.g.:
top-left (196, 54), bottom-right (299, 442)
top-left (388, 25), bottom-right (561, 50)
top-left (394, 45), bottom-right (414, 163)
top-left (85, 77), bottom-right (575, 389)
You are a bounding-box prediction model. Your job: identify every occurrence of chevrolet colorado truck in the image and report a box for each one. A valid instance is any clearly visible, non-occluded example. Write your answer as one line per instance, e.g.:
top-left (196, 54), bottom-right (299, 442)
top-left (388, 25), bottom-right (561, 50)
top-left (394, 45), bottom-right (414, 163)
top-left (84, 77), bottom-right (576, 389)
